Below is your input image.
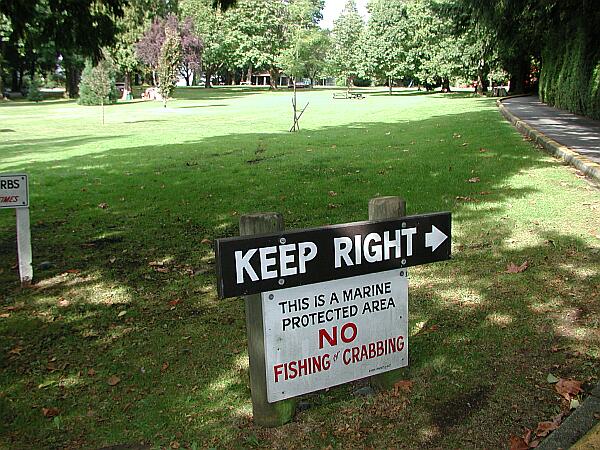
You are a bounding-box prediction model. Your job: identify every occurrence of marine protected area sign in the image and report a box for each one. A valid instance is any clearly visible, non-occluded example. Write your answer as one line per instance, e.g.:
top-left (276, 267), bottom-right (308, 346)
top-left (215, 212), bottom-right (450, 298)
top-left (262, 269), bottom-right (408, 402)
top-left (0, 174), bottom-right (28, 208)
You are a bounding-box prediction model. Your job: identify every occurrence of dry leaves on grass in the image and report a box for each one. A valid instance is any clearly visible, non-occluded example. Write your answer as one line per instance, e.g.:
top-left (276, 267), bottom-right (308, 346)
top-left (393, 380), bottom-right (413, 396)
top-left (42, 407), bottom-right (60, 418)
top-left (555, 378), bottom-right (583, 400)
top-left (468, 177), bottom-right (480, 183)
top-left (107, 375), bottom-right (121, 386)
top-left (509, 429), bottom-right (536, 450)
top-left (506, 261), bottom-right (529, 274)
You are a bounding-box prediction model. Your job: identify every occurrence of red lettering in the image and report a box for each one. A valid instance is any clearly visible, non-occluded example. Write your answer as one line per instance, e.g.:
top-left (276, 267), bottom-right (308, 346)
top-left (318, 326), bottom-right (337, 349)
top-left (341, 322), bottom-right (357, 343)
top-left (274, 364), bottom-right (284, 383)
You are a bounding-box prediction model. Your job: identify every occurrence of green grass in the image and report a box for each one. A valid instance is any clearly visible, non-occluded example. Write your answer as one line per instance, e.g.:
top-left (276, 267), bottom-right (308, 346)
top-left (0, 87), bottom-right (599, 449)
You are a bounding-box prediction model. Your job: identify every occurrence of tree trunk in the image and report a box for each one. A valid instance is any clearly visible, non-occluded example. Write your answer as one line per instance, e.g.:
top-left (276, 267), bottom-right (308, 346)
top-left (508, 58), bottom-right (530, 94)
top-left (389, 76), bottom-right (393, 95)
top-left (269, 68), bottom-right (278, 90)
top-left (101, 99), bottom-right (105, 125)
top-left (246, 65), bottom-right (253, 84)
top-left (65, 66), bottom-right (81, 98)
top-left (441, 77), bottom-right (451, 93)
top-left (152, 70), bottom-right (157, 86)
top-left (122, 72), bottom-right (132, 100)
top-left (204, 69), bottom-right (213, 88)
top-left (11, 70), bottom-right (18, 91)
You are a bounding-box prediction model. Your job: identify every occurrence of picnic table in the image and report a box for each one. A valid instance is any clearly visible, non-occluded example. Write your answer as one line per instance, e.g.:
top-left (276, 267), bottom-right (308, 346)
top-left (333, 92), bottom-right (365, 100)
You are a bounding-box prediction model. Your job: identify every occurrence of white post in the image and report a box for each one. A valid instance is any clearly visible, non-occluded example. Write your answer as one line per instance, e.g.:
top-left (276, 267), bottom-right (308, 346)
top-left (16, 207), bottom-right (33, 286)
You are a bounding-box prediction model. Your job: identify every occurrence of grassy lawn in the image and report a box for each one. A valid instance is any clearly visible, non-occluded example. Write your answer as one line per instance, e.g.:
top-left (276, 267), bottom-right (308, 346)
top-left (0, 87), bottom-right (598, 449)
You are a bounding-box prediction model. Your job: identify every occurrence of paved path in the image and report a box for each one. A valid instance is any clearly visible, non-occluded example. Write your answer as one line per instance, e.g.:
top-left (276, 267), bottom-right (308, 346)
top-left (501, 96), bottom-right (600, 165)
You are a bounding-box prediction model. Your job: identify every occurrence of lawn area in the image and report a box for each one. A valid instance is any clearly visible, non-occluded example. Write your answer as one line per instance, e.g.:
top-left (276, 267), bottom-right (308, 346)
top-left (0, 87), bottom-right (599, 449)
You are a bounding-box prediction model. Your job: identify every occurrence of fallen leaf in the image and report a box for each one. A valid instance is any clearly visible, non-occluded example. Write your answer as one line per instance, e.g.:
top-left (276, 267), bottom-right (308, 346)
top-left (168, 299), bottom-right (181, 307)
top-left (8, 346), bottom-right (23, 356)
top-left (327, 203), bottom-right (339, 209)
top-left (535, 420), bottom-right (559, 437)
top-left (88, 368), bottom-right (96, 377)
top-left (468, 177), bottom-right (480, 183)
top-left (509, 435), bottom-right (529, 450)
top-left (109, 257), bottom-right (116, 264)
top-left (393, 380), bottom-right (413, 395)
top-left (0, 313), bottom-right (9, 318)
top-left (58, 298), bottom-right (70, 308)
top-left (479, 147), bottom-right (488, 152)
top-left (555, 378), bottom-right (583, 400)
top-left (170, 441), bottom-right (180, 449)
top-left (546, 373), bottom-right (559, 384)
top-left (161, 362), bottom-right (169, 372)
top-left (149, 261), bottom-right (164, 267)
top-left (154, 267), bottom-right (169, 273)
top-left (42, 407), bottom-right (60, 418)
top-left (117, 310), bottom-right (127, 318)
top-left (570, 398), bottom-right (580, 409)
top-left (328, 191), bottom-right (337, 197)
top-left (201, 238), bottom-right (212, 245)
top-left (107, 375), bottom-right (121, 386)
top-left (65, 269), bottom-right (80, 274)
top-left (98, 202), bottom-right (109, 209)
top-left (505, 261), bottom-right (529, 274)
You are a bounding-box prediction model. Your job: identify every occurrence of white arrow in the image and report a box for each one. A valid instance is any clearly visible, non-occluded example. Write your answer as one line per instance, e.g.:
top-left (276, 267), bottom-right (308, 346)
top-left (425, 225), bottom-right (448, 252)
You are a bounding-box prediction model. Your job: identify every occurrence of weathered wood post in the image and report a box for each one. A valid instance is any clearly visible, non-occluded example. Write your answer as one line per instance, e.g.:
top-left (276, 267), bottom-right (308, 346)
top-left (368, 196), bottom-right (407, 391)
top-left (239, 213), bottom-right (296, 427)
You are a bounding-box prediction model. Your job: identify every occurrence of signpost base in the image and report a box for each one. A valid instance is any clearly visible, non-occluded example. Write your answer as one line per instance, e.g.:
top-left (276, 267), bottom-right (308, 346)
top-left (240, 213), bottom-right (296, 427)
top-left (368, 196), bottom-right (407, 391)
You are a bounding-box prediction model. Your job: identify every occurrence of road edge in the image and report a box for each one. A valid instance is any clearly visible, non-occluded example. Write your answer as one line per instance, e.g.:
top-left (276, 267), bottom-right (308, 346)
top-left (497, 97), bottom-right (600, 183)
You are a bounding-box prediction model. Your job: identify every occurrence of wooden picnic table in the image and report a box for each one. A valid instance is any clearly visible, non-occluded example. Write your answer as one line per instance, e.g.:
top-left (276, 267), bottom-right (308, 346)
top-left (333, 92), bottom-right (365, 100)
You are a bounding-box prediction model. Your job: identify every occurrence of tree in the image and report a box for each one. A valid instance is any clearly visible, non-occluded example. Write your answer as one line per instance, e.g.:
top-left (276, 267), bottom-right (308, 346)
top-left (78, 59), bottom-right (118, 124)
top-left (364, 0), bottom-right (409, 94)
top-left (181, 0), bottom-right (236, 88)
top-left (227, 0), bottom-right (287, 89)
top-left (179, 18), bottom-right (203, 86)
top-left (330, 0), bottom-right (365, 91)
top-left (137, 14), bottom-right (202, 87)
top-left (1, 0), bottom-right (126, 97)
top-left (157, 23), bottom-right (182, 107)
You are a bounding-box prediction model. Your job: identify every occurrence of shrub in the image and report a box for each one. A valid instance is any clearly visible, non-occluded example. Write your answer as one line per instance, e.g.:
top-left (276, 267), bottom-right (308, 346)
top-left (27, 77), bottom-right (44, 102)
top-left (78, 60), bottom-right (119, 106)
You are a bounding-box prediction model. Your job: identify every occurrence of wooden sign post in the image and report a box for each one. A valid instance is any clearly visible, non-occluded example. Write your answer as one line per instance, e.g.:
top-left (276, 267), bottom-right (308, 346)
top-left (1, 174), bottom-right (32, 286)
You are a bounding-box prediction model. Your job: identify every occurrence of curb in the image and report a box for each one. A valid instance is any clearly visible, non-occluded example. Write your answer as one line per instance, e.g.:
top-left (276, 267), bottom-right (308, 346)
top-left (538, 382), bottom-right (600, 449)
top-left (497, 98), bottom-right (600, 183)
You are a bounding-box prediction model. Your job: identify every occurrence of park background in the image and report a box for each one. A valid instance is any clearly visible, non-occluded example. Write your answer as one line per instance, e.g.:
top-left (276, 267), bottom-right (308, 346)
top-left (1, 0), bottom-right (599, 449)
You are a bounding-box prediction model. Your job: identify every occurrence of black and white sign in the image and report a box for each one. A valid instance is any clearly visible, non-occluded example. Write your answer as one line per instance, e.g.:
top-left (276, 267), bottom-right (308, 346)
top-left (215, 212), bottom-right (450, 298)
top-left (0, 174), bottom-right (28, 208)
top-left (262, 269), bottom-right (408, 402)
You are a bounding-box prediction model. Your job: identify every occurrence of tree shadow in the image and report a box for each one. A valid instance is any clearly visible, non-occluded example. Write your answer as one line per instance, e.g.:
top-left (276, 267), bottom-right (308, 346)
top-left (0, 107), bottom-right (598, 448)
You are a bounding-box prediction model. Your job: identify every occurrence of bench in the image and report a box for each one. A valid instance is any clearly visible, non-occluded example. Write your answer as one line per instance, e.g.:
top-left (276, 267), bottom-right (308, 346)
top-left (333, 92), bottom-right (365, 100)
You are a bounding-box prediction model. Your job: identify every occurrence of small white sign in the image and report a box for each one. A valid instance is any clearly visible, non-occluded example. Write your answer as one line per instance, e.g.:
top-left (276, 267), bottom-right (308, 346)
top-left (0, 174), bottom-right (28, 208)
top-left (262, 269), bottom-right (408, 402)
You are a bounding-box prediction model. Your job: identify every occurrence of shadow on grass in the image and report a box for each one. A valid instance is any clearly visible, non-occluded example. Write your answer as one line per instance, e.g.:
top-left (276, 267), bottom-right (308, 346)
top-left (0, 107), bottom-right (598, 449)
